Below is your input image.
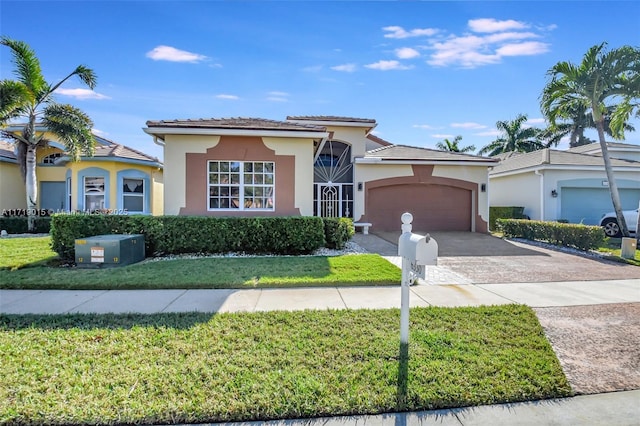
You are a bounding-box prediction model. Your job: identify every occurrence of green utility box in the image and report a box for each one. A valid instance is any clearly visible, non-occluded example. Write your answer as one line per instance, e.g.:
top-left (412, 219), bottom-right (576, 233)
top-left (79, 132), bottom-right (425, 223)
top-left (75, 234), bottom-right (145, 268)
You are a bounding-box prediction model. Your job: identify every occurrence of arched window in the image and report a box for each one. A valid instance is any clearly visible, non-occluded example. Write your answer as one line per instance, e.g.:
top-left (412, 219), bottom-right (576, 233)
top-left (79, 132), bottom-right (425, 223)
top-left (42, 153), bottom-right (63, 164)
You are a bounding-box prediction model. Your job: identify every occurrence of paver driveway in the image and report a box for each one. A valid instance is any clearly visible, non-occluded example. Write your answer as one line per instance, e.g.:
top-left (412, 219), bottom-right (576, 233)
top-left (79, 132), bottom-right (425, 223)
top-left (370, 231), bottom-right (640, 284)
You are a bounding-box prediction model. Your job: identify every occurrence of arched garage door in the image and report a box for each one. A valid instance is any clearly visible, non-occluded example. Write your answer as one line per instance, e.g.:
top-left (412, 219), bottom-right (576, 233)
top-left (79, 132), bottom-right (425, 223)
top-left (367, 184), bottom-right (472, 232)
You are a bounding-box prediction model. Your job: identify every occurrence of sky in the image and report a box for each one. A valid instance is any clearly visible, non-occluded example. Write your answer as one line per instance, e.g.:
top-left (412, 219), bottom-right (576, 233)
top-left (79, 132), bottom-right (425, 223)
top-left (1, 0), bottom-right (639, 161)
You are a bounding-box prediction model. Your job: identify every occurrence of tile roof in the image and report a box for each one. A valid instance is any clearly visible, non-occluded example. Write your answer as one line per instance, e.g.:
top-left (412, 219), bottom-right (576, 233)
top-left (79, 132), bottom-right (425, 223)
top-left (490, 148), bottom-right (640, 175)
top-left (365, 144), bottom-right (498, 163)
top-left (567, 141), bottom-right (640, 154)
top-left (146, 117), bottom-right (327, 132)
top-left (366, 133), bottom-right (392, 147)
top-left (286, 115), bottom-right (377, 124)
top-left (0, 140), bottom-right (16, 160)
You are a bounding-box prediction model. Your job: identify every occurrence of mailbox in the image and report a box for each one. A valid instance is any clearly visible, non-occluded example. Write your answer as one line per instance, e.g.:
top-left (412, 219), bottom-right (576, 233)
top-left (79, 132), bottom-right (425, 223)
top-left (398, 232), bottom-right (438, 267)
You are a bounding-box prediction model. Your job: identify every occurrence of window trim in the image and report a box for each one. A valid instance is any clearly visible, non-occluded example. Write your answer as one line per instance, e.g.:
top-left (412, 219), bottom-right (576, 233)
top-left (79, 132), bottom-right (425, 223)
top-left (207, 160), bottom-right (275, 211)
top-left (77, 167), bottom-right (110, 211)
top-left (117, 169), bottom-right (150, 214)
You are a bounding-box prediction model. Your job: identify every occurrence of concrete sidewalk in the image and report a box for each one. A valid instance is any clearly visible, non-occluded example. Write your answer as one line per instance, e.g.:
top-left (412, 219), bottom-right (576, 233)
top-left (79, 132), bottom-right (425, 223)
top-left (1, 279), bottom-right (639, 314)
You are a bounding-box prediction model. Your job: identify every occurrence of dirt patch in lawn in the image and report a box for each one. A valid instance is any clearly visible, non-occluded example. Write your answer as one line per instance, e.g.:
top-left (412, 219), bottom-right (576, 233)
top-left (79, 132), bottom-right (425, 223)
top-left (534, 303), bottom-right (640, 395)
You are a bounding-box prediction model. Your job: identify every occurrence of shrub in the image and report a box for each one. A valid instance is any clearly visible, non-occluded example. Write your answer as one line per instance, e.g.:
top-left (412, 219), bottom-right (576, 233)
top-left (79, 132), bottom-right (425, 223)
top-left (497, 219), bottom-right (604, 251)
top-left (322, 217), bottom-right (355, 249)
top-left (50, 215), bottom-right (327, 260)
top-left (489, 206), bottom-right (528, 231)
top-left (0, 217), bottom-right (51, 234)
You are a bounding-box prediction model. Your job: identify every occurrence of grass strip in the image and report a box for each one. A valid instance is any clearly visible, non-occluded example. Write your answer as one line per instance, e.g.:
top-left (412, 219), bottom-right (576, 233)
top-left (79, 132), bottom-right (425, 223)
top-left (0, 305), bottom-right (571, 425)
top-left (0, 237), bottom-right (57, 271)
top-left (0, 254), bottom-right (400, 289)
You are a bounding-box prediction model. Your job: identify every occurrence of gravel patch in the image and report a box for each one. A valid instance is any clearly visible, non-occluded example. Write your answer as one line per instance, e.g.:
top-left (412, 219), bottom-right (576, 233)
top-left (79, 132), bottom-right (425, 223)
top-left (534, 303), bottom-right (640, 395)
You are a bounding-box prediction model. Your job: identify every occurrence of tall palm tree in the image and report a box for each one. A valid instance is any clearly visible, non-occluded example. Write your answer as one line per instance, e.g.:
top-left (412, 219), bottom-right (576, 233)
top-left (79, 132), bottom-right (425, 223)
top-left (478, 113), bottom-right (543, 156)
top-left (0, 37), bottom-right (97, 231)
top-left (435, 135), bottom-right (476, 153)
top-left (541, 42), bottom-right (640, 237)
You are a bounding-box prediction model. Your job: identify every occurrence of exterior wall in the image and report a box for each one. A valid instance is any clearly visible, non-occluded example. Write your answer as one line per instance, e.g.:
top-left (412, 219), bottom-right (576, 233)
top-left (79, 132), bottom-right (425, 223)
top-left (163, 135), bottom-right (221, 215)
top-left (0, 161), bottom-right (26, 211)
top-left (178, 135), bottom-right (312, 216)
top-left (323, 126), bottom-right (371, 158)
top-left (489, 172), bottom-right (541, 220)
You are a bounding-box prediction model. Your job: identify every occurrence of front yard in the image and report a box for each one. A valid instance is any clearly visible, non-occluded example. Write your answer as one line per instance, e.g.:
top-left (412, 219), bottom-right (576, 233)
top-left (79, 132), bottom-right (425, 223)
top-left (0, 305), bottom-right (571, 425)
top-left (0, 236), bottom-right (400, 289)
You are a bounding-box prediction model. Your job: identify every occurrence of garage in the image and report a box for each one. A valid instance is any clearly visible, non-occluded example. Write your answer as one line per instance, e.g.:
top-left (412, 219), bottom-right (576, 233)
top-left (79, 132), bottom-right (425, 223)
top-left (366, 183), bottom-right (472, 232)
top-left (561, 187), bottom-right (640, 225)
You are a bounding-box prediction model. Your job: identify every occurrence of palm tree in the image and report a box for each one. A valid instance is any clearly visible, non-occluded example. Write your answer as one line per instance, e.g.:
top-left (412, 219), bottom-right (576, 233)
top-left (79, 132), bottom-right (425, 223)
top-left (478, 114), bottom-right (543, 156)
top-left (541, 42), bottom-right (640, 237)
top-left (0, 37), bottom-right (97, 231)
top-left (435, 135), bottom-right (476, 153)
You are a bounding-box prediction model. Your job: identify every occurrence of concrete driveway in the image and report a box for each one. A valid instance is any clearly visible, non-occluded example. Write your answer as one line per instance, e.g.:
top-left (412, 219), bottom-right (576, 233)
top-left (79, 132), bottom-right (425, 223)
top-left (366, 231), bottom-right (640, 284)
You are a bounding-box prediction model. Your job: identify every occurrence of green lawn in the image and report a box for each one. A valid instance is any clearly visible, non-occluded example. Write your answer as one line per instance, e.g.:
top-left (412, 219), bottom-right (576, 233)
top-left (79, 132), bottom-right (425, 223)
top-left (0, 305), bottom-right (572, 425)
top-left (0, 237), bottom-right (400, 289)
top-left (596, 237), bottom-right (640, 266)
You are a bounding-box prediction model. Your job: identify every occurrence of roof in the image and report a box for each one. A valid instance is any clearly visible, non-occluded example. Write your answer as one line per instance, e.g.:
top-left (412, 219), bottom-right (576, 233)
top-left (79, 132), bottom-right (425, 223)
top-left (146, 117), bottom-right (327, 132)
top-left (490, 148), bottom-right (640, 175)
top-left (363, 144), bottom-right (498, 163)
top-left (366, 133), bottom-right (392, 147)
top-left (0, 140), bottom-right (16, 162)
top-left (286, 115), bottom-right (376, 124)
top-left (567, 141), bottom-right (640, 154)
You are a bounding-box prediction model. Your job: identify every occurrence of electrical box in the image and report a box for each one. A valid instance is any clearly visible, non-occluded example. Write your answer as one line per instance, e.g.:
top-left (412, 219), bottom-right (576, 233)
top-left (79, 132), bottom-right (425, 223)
top-left (75, 234), bottom-right (145, 268)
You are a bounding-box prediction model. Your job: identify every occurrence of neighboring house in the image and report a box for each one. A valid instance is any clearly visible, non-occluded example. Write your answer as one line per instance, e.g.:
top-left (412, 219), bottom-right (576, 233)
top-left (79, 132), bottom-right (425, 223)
top-left (489, 145), bottom-right (640, 226)
top-left (144, 116), bottom-right (497, 232)
top-left (0, 127), bottom-right (163, 215)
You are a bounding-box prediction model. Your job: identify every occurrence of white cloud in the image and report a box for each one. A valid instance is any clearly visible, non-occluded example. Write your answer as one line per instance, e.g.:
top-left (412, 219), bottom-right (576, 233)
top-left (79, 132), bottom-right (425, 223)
top-left (365, 60), bottom-right (413, 71)
top-left (468, 18), bottom-right (528, 33)
top-left (383, 25), bottom-right (438, 39)
top-left (55, 88), bottom-right (110, 100)
top-left (496, 41), bottom-right (549, 56)
top-left (413, 124), bottom-right (436, 129)
top-left (475, 130), bottom-right (501, 137)
top-left (216, 94), bottom-right (239, 100)
top-left (266, 91), bottom-right (289, 102)
top-left (331, 63), bottom-right (357, 72)
top-left (146, 45), bottom-right (207, 63)
top-left (451, 122), bottom-right (487, 129)
top-left (431, 133), bottom-right (455, 139)
top-left (395, 47), bottom-right (420, 59)
top-left (92, 128), bottom-right (108, 137)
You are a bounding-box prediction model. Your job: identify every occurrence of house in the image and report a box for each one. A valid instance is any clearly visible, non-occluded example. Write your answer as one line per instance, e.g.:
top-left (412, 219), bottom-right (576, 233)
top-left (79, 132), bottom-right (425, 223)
top-left (489, 144), bottom-right (640, 226)
top-left (144, 116), bottom-right (497, 232)
top-left (0, 126), bottom-right (163, 215)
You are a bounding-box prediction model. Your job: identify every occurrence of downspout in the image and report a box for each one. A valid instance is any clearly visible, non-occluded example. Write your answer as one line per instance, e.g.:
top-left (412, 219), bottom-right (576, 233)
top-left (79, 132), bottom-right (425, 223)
top-left (535, 169), bottom-right (544, 221)
top-left (152, 136), bottom-right (165, 147)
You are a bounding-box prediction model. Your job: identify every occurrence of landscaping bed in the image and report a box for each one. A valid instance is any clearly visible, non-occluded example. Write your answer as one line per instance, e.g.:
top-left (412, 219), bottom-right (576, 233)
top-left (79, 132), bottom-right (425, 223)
top-left (0, 305), bottom-right (571, 425)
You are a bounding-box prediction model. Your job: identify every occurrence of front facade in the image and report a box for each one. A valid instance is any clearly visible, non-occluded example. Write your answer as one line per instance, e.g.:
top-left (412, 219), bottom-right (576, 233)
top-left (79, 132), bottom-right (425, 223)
top-left (145, 116), bottom-right (497, 232)
top-left (490, 146), bottom-right (640, 225)
top-left (0, 129), bottom-right (163, 216)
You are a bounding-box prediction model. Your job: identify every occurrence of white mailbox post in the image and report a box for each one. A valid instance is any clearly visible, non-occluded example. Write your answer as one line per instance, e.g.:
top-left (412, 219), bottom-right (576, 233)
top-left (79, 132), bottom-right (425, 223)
top-left (398, 212), bottom-right (438, 346)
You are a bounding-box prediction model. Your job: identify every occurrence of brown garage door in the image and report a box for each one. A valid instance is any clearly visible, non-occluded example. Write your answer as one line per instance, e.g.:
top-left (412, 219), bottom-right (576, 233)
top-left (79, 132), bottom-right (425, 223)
top-left (367, 184), bottom-right (471, 232)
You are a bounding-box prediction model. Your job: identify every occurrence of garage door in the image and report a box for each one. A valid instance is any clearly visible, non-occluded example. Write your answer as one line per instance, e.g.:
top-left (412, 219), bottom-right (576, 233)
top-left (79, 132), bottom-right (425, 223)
top-left (367, 184), bottom-right (471, 232)
top-left (561, 187), bottom-right (640, 225)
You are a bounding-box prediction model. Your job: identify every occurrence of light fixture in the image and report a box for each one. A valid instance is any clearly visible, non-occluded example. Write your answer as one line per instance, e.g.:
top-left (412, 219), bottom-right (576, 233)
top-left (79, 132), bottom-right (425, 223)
top-left (357, 182), bottom-right (363, 191)
top-left (551, 189), bottom-right (558, 198)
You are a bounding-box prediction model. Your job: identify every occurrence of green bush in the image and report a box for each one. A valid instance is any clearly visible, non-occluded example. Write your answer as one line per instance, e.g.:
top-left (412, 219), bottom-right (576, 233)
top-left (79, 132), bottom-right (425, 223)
top-left (0, 217), bottom-right (51, 234)
top-left (489, 206), bottom-right (528, 231)
top-left (50, 215), bottom-right (327, 260)
top-left (322, 217), bottom-right (354, 249)
top-left (497, 219), bottom-right (605, 251)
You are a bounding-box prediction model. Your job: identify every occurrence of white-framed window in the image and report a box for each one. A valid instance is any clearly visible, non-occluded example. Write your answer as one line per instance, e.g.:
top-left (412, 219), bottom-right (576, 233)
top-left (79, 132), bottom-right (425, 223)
top-left (84, 176), bottom-right (105, 211)
top-left (42, 153), bottom-right (63, 164)
top-left (208, 160), bottom-right (274, 210)
top-left (122, 178), bottom-right (144, 212)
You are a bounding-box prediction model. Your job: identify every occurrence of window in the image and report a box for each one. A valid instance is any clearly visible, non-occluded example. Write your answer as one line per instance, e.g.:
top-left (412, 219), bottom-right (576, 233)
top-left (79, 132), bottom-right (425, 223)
top-left (208, 161), bottom-right (274, 210)
top-left (123, 178), bottom-right (144, 212)
top-left (84, 177), bottom-right (105, 211)
top-left (42, 153), bottom-right (63, 164)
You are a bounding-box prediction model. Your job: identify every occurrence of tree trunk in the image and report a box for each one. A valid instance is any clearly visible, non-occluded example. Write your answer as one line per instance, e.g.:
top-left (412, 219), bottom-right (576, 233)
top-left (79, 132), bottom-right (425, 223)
top-left (595, 118), bottom-right (630, 237)
top-left (25, 144), bottom-right (38, 232)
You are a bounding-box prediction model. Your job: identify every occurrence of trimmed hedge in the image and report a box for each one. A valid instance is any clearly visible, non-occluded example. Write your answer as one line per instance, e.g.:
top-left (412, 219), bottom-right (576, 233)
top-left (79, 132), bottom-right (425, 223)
top-left (0, 217), bottom-right (52, 234)
top-left (489, 206), bottom-right (529, 231)
top-left (497, 219), bottom-right (605, 251)
top-left (50, 215), bottom-right (339, 260)
top-left (322, 217), bottom-right (355, 249)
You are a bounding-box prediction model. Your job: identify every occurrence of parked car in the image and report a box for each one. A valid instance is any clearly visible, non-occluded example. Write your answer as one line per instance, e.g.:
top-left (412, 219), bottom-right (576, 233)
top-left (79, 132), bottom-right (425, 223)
top-left (599, 209), bottom-right (639, 237)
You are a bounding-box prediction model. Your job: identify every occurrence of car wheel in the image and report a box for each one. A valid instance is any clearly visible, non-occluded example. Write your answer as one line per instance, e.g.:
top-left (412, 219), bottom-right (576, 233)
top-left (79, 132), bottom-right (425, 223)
top-left (601, 218), bottom-right (622, 238)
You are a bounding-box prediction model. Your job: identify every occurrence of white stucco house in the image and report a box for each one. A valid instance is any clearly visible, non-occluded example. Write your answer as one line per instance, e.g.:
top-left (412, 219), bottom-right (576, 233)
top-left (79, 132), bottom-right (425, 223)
top-left (489, 142), bottom-right (640, 226)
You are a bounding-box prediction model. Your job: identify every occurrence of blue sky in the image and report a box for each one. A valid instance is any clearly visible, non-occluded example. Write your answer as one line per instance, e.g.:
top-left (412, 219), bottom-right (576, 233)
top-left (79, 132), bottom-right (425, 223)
top-left (1, 0), bottom-right (639, 161)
